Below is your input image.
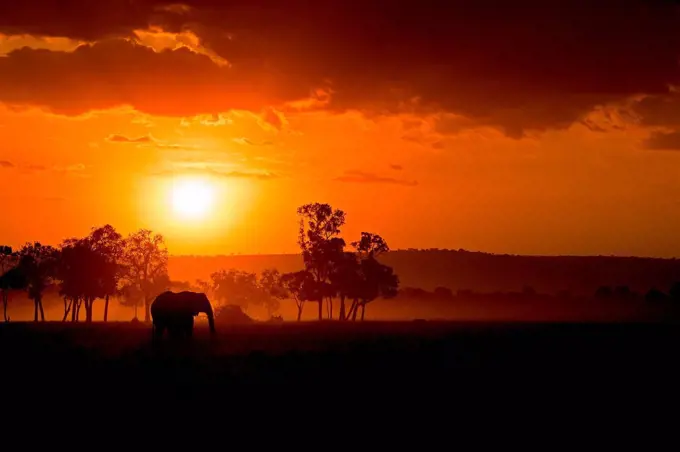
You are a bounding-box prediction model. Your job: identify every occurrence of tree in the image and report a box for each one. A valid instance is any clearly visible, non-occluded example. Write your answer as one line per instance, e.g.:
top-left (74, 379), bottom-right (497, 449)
top-left (329, 252), bottom-right (362, 320)
top-left (58, 238), bottom-right (117, 322)
top-left (280, 270), bottom-right (318, 321)
top-left (121, 229), bottom-right (169, 322)
top-left (118, 283), bottom-right (144, 320)
top-left (346, 233), bottom-right (399, 321)
top-left (259, 268), bottom-right (287, 317)
top-left (0, 246), bottom-right (20, 322)
top-left (211, 269), bottom-right (260, 312)
top-left (297, 203), bottom-right (347, 319)
top-left (17, 242), bottom-right (59, 321)
top-left (351, 257), bottom-right (399, 320)
top-left (195, 279), bottom-right (212, 297)
top-left (351, 232), bottom-right (390, 259)
top-left (87, 225), bottom-right (124, 322)
top-left (0, 267), bottom-right (25, 322)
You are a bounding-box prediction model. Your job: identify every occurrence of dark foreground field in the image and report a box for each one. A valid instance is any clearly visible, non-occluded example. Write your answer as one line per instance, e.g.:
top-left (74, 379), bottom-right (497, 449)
top-left (3, 321), bottom-right (680, 391)
top-left (2, 320), bottom-right (680, 432)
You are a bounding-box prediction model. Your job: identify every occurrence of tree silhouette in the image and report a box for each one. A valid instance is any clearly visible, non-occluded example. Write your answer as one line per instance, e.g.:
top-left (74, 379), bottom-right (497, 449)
top-left (259, 268), bottom-right (287, 317)
top-left (351, 232), bottom-right (390, 259)
top-left (121, 229), bottom-right (169, 322)
top-left (211, 268), bottom-right (260, 312)
top-left (347, 255), bottom-right (399, 320)
top-left (346, 233), bottom-right (398, 320)
top-left (280, 270), bottom-right (318, 321)
top-left (87, 225), bottom-right (124, 322)
top-left (118, 282), bottom-right (144, 320)
top-left (58, 238), bottom-right (117, 322)
top-left (0, 246), bottom-right (21, 322)
top-left (17, 242), bottom-right (59, 321)
top-left (297, 203), bottom-right (347, 319)
top-left (329, 251), bottom-right (362, 320)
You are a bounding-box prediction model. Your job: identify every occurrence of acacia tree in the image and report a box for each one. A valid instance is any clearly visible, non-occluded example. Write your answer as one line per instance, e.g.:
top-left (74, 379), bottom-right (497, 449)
top-left (87, 225), bottom-right (124, 322)
top-left (259, 268), bottom-right (287, 317)
top-left (17, 242), bottom-right (59, 321)
top-left (211, 269), bottom-right (260, 312)
top-left (345, 233), bottom-right (399, 320)
top-left (281, 270), bottom-right (318, 321)
top-left (351, 232), bottom-right (390, 259)
top-left (354, 258), bottom-right (399, 320)
top-left (59, 238), bottom-right (116, 322)
top-left (297, 203), bottom-right (347, 320)
top-left (121, 229), bottom-right (169, 322)
top-left (329, 252), bottom-right (363, 321)
top-left (118, 283), bottom-right (144, 320)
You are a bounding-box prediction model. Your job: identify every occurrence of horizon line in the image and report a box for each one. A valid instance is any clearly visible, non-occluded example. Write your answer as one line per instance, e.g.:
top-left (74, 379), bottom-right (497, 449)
top-left (168, 249), bottom-right (680, 260)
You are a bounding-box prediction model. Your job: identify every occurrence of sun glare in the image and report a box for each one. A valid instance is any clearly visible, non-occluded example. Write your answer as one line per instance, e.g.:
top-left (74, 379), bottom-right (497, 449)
top-left (171, 177), bottom-right (215, 219)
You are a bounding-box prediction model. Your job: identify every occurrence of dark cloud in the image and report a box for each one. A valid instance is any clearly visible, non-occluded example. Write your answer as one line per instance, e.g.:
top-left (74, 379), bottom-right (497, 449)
top-left (389, 164), bottom-right (403, 171)
top-left (1, 1), bottom-right (680, 136)
top-left (0, 40), bottom-right (280, 116)
top-left (0, 160), bottom-right (14, 168)
top-left (643, 131), bottom-right (680, 150)
top-left (335, 170), bottom-right (417, 186)
top-left (106, 133), bottom-right (154, 143)
top-left (630, 92), bottom-right (680, 128)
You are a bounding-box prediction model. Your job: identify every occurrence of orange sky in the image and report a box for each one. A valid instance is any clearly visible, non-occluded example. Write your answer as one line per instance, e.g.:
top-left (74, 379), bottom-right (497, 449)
top-left (2, 2), bottom-right (680, 258)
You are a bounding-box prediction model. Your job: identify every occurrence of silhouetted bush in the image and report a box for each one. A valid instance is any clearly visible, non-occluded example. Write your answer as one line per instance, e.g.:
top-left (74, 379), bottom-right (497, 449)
top-left (214, 304), bottom-right (254, 324)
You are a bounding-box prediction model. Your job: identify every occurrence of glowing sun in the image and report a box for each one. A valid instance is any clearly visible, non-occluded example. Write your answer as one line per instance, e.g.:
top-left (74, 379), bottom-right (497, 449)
top-left (171, 177), bottom-right (215, 219)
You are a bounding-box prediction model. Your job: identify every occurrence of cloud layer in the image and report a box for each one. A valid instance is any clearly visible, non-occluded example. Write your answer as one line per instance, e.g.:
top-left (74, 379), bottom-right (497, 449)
top-left (0, 1), bottom-right (679, 137)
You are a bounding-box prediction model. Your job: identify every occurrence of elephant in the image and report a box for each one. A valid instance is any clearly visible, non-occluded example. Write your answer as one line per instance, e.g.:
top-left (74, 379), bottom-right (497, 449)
top-left (150, 291), bottom-right (216, 339)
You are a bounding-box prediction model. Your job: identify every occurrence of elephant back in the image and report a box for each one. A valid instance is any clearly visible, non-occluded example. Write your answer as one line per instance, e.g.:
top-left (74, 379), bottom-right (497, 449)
top-left (151, 290), bottom-right (207, 318)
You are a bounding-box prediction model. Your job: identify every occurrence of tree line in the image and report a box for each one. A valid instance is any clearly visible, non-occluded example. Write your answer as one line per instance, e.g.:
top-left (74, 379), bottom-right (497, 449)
top-left (0, 226), bottom-right (168, 322)
top-left (0, 202), bottom-right (400, 323)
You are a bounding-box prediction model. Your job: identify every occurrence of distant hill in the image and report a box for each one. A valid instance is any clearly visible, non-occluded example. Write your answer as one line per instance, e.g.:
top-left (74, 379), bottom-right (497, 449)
top-left (168, 249), bottom-right (680, 296)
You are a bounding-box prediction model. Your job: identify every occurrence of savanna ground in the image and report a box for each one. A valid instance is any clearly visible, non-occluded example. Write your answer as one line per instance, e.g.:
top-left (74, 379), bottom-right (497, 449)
top-left (3, 317), bottom-right (680, 414)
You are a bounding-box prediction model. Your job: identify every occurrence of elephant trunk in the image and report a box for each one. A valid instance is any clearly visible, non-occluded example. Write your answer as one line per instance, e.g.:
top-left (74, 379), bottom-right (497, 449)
top-left (206, 305), bottom-right (216, 333)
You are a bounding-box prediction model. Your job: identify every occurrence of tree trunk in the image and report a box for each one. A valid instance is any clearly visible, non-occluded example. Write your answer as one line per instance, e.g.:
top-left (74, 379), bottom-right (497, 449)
top-left (104, 295), bottom-right (109, 322)
top-left (3, 292), bottom-right (9, 322)
top-left (38, 296), bottom-right (45, 321)
top-left (2, 291), bottom-right (8, 322)
top-left (85, 298), bottom-right (93, 322)
top-left (317, 299), bottom-right (322, 320)
top-left (339, 296), bottom-right (346, 321)
top-left (62, 298), bottom-right (72, 322)
top-left (75, 299), bottom-right (81, 322)
top-left (348, 298), bottom-right (358, 321)
top-left (361, 303), bottom-right (366, 321)
top-left (144, 297), bottom-right (151, 322)
top-left (33, 299), bottom-right (38, 321)
top-left (329, 297), bottom-right (333, 319)
top-left (297, 303), bottom-right (303, 321)
top-left (71, 298), bottom-right (77, 322)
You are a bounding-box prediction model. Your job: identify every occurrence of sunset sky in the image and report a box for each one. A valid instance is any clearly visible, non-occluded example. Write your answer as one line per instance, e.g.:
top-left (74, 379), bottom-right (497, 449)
top-left (1, 1), bottom-right (680, 257)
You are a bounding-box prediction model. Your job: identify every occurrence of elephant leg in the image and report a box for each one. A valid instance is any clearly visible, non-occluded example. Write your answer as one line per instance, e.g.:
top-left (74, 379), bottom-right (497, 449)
top-left (153, 320), bottom-right (166, 340)
top-left (185, 316), bottom-right (194, 338)
top-left (168, 321), bottom-right (181, 340)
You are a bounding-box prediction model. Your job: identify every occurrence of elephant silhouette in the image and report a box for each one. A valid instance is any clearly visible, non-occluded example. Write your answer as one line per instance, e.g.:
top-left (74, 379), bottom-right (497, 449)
top-left (151, 291), bottom-right (216, 339)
